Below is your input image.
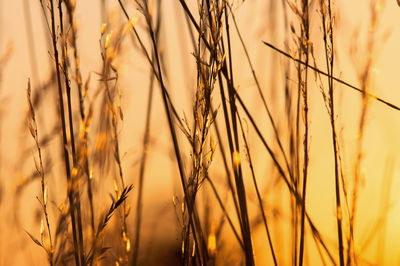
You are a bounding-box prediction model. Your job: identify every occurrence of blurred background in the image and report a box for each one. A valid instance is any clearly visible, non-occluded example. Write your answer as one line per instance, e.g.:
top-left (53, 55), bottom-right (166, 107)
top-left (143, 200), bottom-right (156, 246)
top-left (1, 0), bottom-right (400, 265)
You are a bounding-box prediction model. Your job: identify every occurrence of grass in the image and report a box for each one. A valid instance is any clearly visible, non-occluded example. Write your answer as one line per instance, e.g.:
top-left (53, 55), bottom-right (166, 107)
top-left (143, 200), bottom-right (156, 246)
top-left (0, 0), bottom-right (399, 265)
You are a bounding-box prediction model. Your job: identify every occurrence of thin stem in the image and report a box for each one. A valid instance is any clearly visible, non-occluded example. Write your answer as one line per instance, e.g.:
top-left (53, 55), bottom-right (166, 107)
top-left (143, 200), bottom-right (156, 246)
top-left (132, 4), bottom-right (162, 260)
top-left (212, 111), bottom-right (241, 229)
top-left (132, 71), bottom-right (154, 266)
top-left (319, 1), bottom-right (344, 264)
top-left (48, 0), bottom-right (81, 264)
top-left (228, 4), bottom-right (292, 180)
top-left (57, 3), bottom-right (85, 264)
top-left (238, 115), bottom-right (278, 265)
top-left (64, 1), bottom-right (95, 235)
top-left (299, 0), bottom-right (310, 265)
top-left (27, 80), bottom-right (54, 266)
top-left (233, 88), bottom-right (336, 264)
top-left (262, 41), bottom-right (400, 112)
top-left (139, 0), bottom-right (207, 263)
top-left (219, 3), bottom-right (254, 264)
top-left (205, 175), bottom-right (244, 250)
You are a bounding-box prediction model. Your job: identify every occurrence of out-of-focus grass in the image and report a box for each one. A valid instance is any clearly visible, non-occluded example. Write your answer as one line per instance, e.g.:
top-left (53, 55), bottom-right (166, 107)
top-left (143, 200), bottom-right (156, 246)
top-left (1, 0), bottom-right (400, 265)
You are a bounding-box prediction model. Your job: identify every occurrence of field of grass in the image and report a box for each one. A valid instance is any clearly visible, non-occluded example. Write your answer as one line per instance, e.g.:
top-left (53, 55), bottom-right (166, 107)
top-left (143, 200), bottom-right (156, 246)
top-left (1, 0), bottom-right (400, 265)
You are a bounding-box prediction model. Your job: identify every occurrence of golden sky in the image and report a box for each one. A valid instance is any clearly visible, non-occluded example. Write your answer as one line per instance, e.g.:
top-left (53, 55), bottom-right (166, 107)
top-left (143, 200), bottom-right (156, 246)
top-left (1, 0), bottom-right (400, 265)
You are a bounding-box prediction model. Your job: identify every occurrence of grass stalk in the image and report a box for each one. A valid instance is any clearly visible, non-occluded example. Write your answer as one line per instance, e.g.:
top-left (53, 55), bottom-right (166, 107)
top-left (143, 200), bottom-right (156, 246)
top-left (174, 10), bottom-right (333, 264)
top-left (348, 2), bottom-right (383, 263)
top-left (132, 1), bottom-right (208, 263)
top-left (48, 0), bottom-right (81, 264)
top-left (117, 2), bottom-right (208, 264)
top-left (217, 69), bottom-right (253, 265)
top-left (228, 4), bottom-right (292, 180)
top-left (212, 112), bottom-right (241, 229)
top-left (220, 4), bottom-right (254, 264)
top-left (65, 0), bottom-right (95, 235)
top-left (205, 174), bottom-right (244, 250)
top-left (27, 79), bottom-right (54, 266)
top-left (262, 41), bottom-right (400, 112)
top-left (319, 1), bottom-right (345, 264)
top-left (233, 87), bottom-right (336, 263)
top-left (132, 65), bottom-right (154, 266)
top-left (238, 115), bottom-right (278, 265)
top-left (132, 3), bottom-right (162, 263)
top-left (57, 3), bottom-right (85, 264)
top-left (13, 1), bottom-right (398, 265)
top-left (298, 1), bottom-right (310, 265)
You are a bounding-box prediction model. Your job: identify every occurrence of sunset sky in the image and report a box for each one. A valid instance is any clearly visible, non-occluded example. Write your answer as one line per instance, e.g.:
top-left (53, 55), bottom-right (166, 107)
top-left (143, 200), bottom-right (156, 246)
top-left (1, 0), bottom-right (400, 265)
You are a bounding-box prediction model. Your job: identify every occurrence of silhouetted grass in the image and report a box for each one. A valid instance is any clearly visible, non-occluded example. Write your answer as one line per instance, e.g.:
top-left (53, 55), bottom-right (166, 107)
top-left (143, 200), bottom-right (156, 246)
top-left (10, 0), bottom-right (400, 265)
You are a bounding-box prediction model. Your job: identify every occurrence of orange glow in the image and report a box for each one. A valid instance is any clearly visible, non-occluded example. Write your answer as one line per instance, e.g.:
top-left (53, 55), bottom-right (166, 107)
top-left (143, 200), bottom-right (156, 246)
top-left (2, 0), bottom-right (400, 265)
top-left (208, 233), bottom-right (216, 253)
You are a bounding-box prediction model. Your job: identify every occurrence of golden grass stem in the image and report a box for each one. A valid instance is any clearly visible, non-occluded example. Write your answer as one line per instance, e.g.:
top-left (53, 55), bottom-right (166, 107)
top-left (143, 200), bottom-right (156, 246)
top-left (48, 0), bottom-right (81, 264)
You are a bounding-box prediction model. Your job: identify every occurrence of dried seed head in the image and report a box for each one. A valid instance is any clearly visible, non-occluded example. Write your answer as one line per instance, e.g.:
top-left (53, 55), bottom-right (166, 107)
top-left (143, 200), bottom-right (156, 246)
top-left (232, 151), bottom-right (241, 168)
top-left (126, 237), bottom-right (131, 252)
top-left (129, 16), bottom-right (138, 27)
top-left (44, 185), bottom-right (48, 205)
top-left (123, 16), bottom-right (138, 35)
top-left (114, 179), bottom-right (119, 193)
top-left (101, 23), bottom-right (107, 35)
top-left (105, 31), bottom-right (113, 49)
top-left (172, 195), bottom-right (177, 206)
top-left (72, 167), bottom-right (78, 177)
top-left (79, 120), bottom-right (89, 139)
top-left (89, 167), bottom-right (93, 179)
top-left (125, 203), bottom-right (131, 217)
top-left (40, 219), bottom-right (44, 235)
top-left (72, 18), bottom-right (78, 34)
top-left (192, 240), bottom-right (196, 257)
top-left (208, 233), bottom-right (216, 253)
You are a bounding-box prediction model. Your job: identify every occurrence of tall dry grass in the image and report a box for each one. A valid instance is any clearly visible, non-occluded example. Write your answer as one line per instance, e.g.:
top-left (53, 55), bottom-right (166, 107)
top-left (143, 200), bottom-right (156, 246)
top-left (0, 0), bottom-right (399, 265)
